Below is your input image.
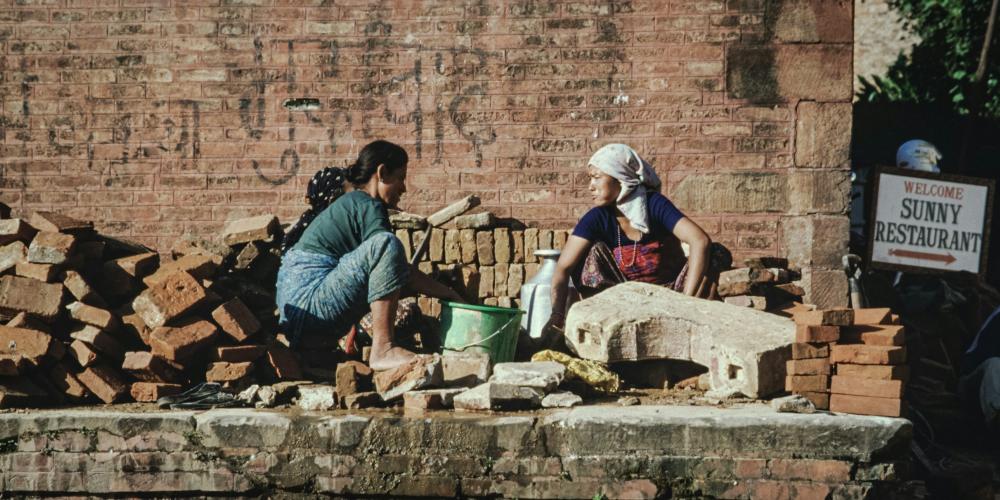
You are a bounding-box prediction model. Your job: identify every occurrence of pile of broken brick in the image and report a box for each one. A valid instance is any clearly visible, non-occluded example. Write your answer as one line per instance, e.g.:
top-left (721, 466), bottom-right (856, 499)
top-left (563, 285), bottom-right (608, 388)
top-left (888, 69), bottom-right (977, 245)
top-left (240, 352), bottom-right (584, 412)
top-left (717, 257), bottom-right (805, 311)
top-left (0, 210), bottom-right (304, 407)
top-left (784, 305), bottom-right (906, 417)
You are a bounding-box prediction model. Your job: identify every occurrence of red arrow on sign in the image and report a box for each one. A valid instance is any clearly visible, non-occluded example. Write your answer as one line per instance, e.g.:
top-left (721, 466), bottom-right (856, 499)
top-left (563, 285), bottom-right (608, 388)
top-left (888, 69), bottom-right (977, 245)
top-left (888, 248), bottom-right (957, 264)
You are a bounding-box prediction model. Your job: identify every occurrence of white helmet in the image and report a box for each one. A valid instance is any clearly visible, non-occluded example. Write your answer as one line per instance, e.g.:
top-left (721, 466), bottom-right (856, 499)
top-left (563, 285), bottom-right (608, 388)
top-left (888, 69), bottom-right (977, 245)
top-left (896, 140), bottom-right (942, 173)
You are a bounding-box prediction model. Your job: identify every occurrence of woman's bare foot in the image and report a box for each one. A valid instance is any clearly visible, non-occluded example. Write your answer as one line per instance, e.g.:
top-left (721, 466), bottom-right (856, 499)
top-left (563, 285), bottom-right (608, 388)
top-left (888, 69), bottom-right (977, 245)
top-left (369, 344), bottom-right (417, 371)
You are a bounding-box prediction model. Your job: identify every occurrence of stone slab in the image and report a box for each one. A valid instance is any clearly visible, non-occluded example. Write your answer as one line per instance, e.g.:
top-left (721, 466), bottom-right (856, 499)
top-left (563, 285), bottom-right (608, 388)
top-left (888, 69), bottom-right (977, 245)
top-left (564, 282), bottom-right (794, 397)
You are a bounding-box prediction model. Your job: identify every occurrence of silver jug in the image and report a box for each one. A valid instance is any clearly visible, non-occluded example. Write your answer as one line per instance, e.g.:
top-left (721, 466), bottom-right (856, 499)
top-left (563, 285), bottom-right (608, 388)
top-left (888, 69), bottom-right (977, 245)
top-left (520, 249), bottom-right (579, 339)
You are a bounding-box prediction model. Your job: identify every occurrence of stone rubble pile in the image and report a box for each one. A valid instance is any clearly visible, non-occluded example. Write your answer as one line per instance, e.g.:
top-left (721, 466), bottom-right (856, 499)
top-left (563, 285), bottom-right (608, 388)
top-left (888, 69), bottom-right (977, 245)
top-left (0, 211), bottom-right (305, 407)
top-left (783, 305), bottom-right (907, 416)
top-left (719, 257), bottom-right (804, 311)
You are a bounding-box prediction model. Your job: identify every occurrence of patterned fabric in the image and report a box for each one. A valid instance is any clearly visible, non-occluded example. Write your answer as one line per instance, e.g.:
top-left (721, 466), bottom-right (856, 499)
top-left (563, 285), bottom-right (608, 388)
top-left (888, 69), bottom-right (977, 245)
top-left (614, 239), bottom-right (674, 283)
top-left (280, 166), bottom-right (348, 254)
top-left (275, 232), bottom-right (410, 346)
top-left (577, 241), bottom-right (731, 299)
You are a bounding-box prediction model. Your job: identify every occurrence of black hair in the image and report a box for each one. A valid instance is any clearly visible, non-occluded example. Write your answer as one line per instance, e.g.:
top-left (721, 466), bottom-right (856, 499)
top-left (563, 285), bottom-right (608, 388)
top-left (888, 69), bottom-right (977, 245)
top-left (346, 140), bottom-right (408, 186)
top-left (280, 166), bottom-right (348, 254)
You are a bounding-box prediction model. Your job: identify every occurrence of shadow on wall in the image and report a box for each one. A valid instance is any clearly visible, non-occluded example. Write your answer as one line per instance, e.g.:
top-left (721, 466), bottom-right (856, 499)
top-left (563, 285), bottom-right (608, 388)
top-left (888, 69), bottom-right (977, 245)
top-left (725, 0), bottom-right (784, 103)
top-left (852, 101), bottom-right (1000, 286)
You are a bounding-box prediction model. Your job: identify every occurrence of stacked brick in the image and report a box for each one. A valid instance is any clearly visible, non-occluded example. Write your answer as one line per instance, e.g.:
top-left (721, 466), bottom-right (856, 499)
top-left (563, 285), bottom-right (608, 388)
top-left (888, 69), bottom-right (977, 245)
top-left (389, 211), bottom-right (571, 311)
top-left (0, 211), bottom-right (301, 408)
top-left (784, 305), bottom-right (851, 410)
top-left (719, 257), bottom-right (803, 311)
top-left (830, 308), bottom-right (907, 417)
top-left (784, 306), bottom-right (907, 417)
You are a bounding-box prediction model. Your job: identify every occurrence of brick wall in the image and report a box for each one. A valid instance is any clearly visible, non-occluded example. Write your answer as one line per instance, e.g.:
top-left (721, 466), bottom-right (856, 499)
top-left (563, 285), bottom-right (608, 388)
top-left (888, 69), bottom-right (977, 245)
top-left (0, 0), bottom-right (853, 306)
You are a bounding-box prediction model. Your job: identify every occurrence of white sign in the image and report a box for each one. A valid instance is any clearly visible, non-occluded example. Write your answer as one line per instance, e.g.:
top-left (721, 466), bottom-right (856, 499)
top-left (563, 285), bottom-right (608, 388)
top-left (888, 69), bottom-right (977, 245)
top-left (871, 170), bottom-right (992, 275)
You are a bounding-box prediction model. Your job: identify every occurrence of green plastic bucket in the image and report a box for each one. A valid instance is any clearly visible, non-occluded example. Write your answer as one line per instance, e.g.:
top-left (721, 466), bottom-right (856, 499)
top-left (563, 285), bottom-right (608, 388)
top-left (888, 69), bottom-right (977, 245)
top-left (439, 301), bottom-right (523, 363)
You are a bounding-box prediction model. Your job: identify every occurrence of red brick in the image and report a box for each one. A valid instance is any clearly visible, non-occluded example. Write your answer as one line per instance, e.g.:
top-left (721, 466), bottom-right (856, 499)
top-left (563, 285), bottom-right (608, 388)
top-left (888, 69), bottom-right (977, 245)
top-left (142, 254), bottom-right (219, 287)
top-left (132, 271), bottom-right (208, 329)
top-left (767, 459), bottom-right (852, 482)
top-left (835, 363), bottom-right (909, 381)
top-left (799, 391), bottom-right (829, 410)
top-left (66, 302), bottom-right (119, 331)
top-left (793, 308), bottom-right (853, 326)
top-left (785, 357), bottom-right (830, 376)
top-left (336, 360), bottom-right (373, 398)
top-left (0, 241), bottom-right (28, 274)
top-left (5, 312), bottom-right (50, 333)
top-left (221, 214), bottom-right (279, 245)
top-left (15, 262), bottom-right (59, 282)
top-left (76, 364), bottom-right (129, 404)
top-left (28, 211), bottom-right (93, 234)
top-left (205, 361), bottom-right (254, 382)
top-left (840, 324), bottom-right (905, 346)
top-left (122, 351), bottom-right (185, 383)
top-left (831, 376), bottom-right (904, 399)
top-left (70, 339), bottom-right (99, 368)
top-left (149, 319), bottom-right (218, 362)
top-left (130, 382), bottom-right (183, 402)
top-left (785, 375), bottom-right (828, 393)
top-left (790, 342), bottom-right (829, 360)
top-left (26, 231), bottom-right (76, 265)
top-left (0, 219), bottom-right (37, 245)
top-left (69, 325), bottom-right (124, 361)
top-left (106, 252), bottom-right (160, 279)
top-left (120, 312), bottom-right (151, 346)
top-left (63, 270), bottom-right (106, 307)
top-left (794, 324), bottom-right (839, 343)
top-left (852, 307), bottom-right (892, 325)
top-left (0, 326), bottom-right (60, 364)
top-left (215, 344), bottom-right (266, 363)
top-left (211, 298), bottom-right (261, 342)
top-left (266, 343), bottom-right (303, 380)
top-left (0, 275), bottom-right (65, 321)
top-left (830, 345), bottom-right (906, 365)
top-left (829, 393), bottom-right (903, 417)
top-left (48, 362), bottom-right (90, 399)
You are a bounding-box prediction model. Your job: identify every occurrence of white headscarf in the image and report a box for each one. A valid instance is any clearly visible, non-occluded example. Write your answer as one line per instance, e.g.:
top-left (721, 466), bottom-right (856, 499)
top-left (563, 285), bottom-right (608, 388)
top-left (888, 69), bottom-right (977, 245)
top-left (588, 143), bottom-right (661, 234)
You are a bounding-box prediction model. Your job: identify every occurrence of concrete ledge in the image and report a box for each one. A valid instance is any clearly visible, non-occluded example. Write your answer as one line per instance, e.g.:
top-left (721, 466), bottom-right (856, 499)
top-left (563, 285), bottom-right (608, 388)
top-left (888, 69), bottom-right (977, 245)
top-left (0, 405), bottom-right (913, 497)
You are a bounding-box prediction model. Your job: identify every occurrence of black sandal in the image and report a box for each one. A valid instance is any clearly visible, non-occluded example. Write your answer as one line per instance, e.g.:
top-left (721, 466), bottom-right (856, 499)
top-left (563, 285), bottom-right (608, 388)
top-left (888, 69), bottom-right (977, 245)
top-left (156, 382), bottom-right (246, 410)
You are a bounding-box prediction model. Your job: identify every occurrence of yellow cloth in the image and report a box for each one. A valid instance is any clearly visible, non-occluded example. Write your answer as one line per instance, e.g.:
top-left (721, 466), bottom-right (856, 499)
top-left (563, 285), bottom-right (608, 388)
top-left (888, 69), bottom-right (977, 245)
top-left (531, 350), bottom-right (620, 393)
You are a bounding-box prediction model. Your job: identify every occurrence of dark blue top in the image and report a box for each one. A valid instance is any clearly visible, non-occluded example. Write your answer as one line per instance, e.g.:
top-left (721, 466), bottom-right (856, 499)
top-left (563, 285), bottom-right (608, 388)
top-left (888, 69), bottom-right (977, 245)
top-left (963, 306), bottom-right (1000, 375)
top-left (572, 192), bottom-right (685, 246)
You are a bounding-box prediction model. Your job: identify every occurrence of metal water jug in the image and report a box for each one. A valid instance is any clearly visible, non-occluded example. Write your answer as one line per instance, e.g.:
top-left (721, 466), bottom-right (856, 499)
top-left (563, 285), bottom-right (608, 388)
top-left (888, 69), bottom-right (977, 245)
top-left (519, 249), bottom-right (578, 339)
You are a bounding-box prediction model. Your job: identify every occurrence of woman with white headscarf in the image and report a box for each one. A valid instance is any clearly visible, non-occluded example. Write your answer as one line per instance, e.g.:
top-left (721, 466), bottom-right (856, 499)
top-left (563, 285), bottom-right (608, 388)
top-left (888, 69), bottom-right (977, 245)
top-left (543, 144), bottom-right (723, 342)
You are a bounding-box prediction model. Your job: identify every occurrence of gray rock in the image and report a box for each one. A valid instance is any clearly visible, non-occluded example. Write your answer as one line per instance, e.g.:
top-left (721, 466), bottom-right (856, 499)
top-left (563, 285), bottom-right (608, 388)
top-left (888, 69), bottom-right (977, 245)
top-left (297, 384), bottom-right (337, 411)
top-left (257, 386), bottom-right (277, 407)
top-left (453, 382), bottom-right (544, 411)
top-left (490, 362), bottom-right (565, 392)
top-left (442, 351), bottom-right (492, 387)
top-left (617, 396), bottom-right (640, 406)
top-left (388, 210), bottom-right (427, 230)
top-left (236, 384), bottom-right (260, 404)
top-left (564, 282), bottom-right (794, 398)
top-left (453, 212), bottom-right (495, 229)
top-left (771, 394), bottom-right (816, 414)
top-left (542, 392), bottom-right (582, 408)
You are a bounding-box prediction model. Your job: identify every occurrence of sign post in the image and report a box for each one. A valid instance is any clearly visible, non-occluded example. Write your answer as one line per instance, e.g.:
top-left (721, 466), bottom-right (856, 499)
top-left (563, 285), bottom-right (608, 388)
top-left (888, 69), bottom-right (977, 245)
top-left (868, 167), bottom-right (994, 277)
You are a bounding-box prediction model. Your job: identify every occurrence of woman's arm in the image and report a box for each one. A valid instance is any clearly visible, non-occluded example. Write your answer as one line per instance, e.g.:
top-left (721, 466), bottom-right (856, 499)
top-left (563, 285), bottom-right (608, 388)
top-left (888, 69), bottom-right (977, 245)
top-left (548, 235), bottom-right (593, 328)
top-left (672, 217), bottom-right (711, 296)
top-left (407, 268), bottom-right (464, 302)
